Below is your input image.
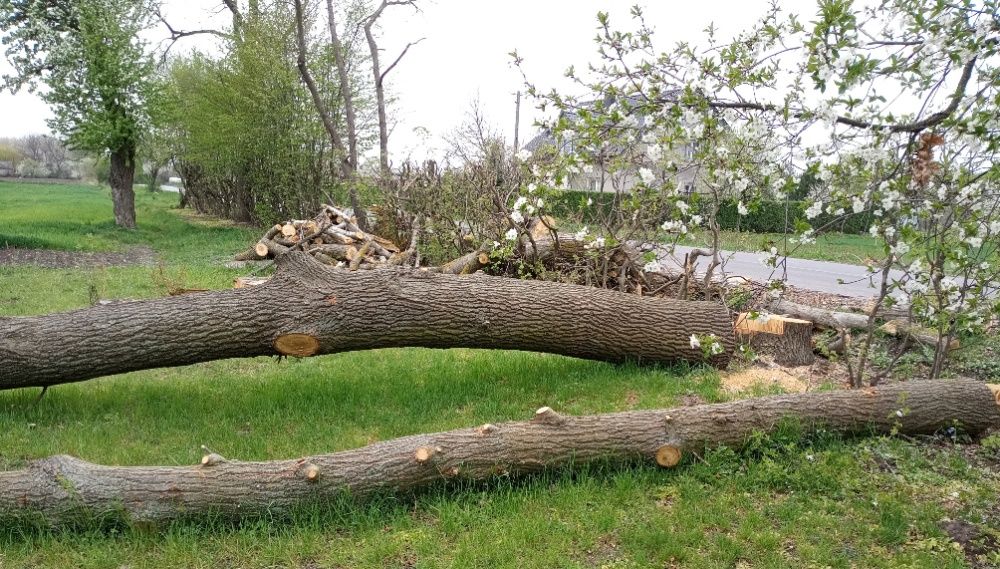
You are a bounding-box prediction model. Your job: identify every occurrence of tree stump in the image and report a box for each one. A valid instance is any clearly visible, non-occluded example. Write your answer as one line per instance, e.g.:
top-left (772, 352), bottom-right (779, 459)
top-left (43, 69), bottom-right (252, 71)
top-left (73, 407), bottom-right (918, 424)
top-left (736, 313), bottom-right (815, 366)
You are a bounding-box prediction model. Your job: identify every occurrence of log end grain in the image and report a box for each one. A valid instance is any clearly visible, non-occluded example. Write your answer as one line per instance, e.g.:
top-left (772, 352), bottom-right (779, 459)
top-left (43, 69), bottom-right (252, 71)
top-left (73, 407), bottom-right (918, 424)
top-left (274, 334), bottom-right (320, 357)
top-left (989, 384), bottom-right (1000, 406)
top-left (655, 445), bottom-right (682, 468)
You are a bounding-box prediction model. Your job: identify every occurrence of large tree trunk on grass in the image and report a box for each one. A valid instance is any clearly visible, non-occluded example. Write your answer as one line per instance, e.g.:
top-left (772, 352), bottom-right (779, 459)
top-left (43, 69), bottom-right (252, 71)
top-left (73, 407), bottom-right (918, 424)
top-left (109, 144), bottom-right (137, 229)
top-left (2, 379), bottom-right (996, 527)
top-left (0, 252), bottom-right (734, 391)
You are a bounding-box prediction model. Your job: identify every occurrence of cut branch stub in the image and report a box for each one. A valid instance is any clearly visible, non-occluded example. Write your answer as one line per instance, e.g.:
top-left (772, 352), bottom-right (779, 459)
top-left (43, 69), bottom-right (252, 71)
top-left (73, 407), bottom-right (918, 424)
top-left (533, 406), bottom-right (565, 426)
top-left (655, 445), bottom-right (682, 468)
top-left (302, 463), bottom-right (321, 482)
top-left (414, 446), bottom-right (438, 463)
top-left (200, 453), bottom-right (226, 467)
top-left (274, 333), bottom-right (320, 357)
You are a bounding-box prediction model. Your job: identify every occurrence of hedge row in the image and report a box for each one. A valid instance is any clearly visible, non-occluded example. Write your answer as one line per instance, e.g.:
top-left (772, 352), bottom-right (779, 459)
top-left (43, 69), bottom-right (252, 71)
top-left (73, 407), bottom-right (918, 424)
top-left (710, 200), bottom-right (873, 234)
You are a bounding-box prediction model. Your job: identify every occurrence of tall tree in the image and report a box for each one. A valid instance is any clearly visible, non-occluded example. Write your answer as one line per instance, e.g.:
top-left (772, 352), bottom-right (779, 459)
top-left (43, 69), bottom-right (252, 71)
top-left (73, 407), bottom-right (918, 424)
top-left (362, 0), bottom-right (421, 176)
top-left (0, 0), bottom-right (157, 228)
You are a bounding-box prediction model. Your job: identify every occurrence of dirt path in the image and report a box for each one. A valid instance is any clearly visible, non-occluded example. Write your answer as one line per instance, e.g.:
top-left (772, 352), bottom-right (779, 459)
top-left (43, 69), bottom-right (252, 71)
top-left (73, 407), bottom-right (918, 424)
top-left (0, 246), bottom-right (158, 268)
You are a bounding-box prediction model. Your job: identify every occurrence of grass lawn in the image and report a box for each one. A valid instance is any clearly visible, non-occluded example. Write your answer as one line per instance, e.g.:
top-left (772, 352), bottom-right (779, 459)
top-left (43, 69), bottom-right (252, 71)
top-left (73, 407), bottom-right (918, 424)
top-left (1, 181), bottom-right (999, 568)
top-left (689, 230), bottom-right (885, 265)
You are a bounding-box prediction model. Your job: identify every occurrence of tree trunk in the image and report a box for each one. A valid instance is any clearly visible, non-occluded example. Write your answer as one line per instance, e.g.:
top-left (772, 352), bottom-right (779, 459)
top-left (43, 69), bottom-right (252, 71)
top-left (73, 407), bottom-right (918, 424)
top-left (364, 17), bottom-right (390, 176)
top-left (109, 144), bottom-right (137, 229)
top-left (327, 0), bottom-right (357, 172)
top-left (2, 379), bottom-right (996, 527)
top-left (0, 252), bottom-right (735, 391)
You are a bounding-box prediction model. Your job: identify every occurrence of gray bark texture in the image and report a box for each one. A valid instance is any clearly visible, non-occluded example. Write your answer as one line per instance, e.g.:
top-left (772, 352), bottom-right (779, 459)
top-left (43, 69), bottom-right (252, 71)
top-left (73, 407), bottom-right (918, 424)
top-left (0, 252), bottom-right (735, 390)
top-left (2, 379), bottom-right (996, 527)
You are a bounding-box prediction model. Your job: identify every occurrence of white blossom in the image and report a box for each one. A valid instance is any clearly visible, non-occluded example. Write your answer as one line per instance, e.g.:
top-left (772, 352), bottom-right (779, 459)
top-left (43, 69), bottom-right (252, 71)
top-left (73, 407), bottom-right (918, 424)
top-left (639, 168), bottom-right (655, 184)
top-left (510, 210), bottom-right (524, 224)
top-left (643, 260), bottom-right (661, 273)
top-left (738, 201), bottom-right (749, 216)
top-left (805, 201), bottom-right (823, 220)
top-left (505, 228), bottom-right (518, 241)
top-left (689, 334), bottom-right (701, 349)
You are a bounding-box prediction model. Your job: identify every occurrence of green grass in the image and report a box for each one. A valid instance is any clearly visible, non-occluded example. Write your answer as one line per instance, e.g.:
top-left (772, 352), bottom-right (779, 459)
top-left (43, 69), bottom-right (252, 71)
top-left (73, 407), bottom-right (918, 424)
top-left (1, 182), bottom-right (999, 568)
top-left (690, 230), bottom-right (885, 265)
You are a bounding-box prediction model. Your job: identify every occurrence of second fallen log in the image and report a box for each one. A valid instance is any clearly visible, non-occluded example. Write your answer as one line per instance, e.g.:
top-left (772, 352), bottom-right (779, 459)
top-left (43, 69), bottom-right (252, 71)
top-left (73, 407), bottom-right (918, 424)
top-left (2, 379), bottom-right (996, 526)
top-left (0, 252), bottom-right (736, 390)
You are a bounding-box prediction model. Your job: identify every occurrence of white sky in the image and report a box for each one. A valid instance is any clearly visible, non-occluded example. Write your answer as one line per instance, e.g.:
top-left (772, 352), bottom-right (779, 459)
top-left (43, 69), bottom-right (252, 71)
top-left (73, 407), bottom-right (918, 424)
top-left (0, 0), bottom-right (803, 160)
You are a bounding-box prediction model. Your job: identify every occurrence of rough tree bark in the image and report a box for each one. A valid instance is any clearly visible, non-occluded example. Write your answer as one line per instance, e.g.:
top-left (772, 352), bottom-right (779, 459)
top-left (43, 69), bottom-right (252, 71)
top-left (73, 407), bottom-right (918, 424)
top-left (2, 379), bottom-right (996, 527)
top-left (0, 252), bottom-right (735, 391)
top-left (108, 144), bottom-right (137, 229)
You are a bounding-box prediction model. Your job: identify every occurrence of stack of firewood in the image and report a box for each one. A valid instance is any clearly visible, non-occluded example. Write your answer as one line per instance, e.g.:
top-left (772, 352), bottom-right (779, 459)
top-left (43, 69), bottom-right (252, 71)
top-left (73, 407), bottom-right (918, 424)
top-left (235, 205), bottom-right (413, 269)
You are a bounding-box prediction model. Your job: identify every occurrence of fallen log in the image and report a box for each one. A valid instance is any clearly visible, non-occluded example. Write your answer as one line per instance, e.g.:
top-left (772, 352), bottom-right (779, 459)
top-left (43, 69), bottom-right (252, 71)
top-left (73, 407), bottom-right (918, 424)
top-left (0, 252), bottom-right (735, 390)
top-left (767, 299), bottom-right (869, 329)
top-left (768, 299), bottom-right (954, 350)
top-left (2, 379), bottom-right (996, 527)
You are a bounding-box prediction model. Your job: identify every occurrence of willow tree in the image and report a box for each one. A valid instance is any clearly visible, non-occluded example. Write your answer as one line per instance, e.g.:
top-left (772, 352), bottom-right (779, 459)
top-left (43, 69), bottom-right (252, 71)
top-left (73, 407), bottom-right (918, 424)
top-left (0, 0), bottom-right (157, 228)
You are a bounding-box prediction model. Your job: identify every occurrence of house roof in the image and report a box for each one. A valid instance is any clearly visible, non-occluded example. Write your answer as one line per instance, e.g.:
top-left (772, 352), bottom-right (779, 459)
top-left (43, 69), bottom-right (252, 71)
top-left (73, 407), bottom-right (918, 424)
top-left (522, 89), bottom-right (682, 153)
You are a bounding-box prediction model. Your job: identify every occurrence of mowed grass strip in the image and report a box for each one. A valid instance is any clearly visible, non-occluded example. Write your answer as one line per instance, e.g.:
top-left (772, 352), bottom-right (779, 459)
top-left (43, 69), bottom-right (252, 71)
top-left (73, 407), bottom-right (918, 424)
top-left (0, 182), bottom-right (997, 568)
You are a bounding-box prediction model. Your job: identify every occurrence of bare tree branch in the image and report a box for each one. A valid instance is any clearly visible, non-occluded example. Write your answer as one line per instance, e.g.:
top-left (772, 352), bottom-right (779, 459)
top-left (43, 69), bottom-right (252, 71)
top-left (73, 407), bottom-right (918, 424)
top-left (381, 37), bottom-right (425, 83)
top-left (701, 55), bottom-right (978, 134)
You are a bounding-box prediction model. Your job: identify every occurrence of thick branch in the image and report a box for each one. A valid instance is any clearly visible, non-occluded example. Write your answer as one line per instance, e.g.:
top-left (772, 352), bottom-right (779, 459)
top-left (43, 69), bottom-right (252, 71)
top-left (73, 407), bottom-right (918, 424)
top-left (2, 380), bottom-right (996, 526)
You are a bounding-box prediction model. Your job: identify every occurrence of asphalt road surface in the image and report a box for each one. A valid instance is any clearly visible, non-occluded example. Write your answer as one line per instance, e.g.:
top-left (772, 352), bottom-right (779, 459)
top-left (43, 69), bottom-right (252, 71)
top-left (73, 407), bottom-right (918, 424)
top-left (660, 245), bottom-right (905, 298)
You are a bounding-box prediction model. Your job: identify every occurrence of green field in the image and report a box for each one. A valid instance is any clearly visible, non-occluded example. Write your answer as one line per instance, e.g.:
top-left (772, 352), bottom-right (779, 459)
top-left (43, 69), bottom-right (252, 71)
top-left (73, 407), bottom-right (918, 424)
top-left (1, 182), bottom-right (999, 568)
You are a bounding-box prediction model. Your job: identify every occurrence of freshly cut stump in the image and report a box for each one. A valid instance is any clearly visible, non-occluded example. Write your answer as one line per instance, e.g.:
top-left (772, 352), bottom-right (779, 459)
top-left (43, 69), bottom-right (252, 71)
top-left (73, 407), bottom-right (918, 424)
top-left (736, 313), bottom-right (815, 366)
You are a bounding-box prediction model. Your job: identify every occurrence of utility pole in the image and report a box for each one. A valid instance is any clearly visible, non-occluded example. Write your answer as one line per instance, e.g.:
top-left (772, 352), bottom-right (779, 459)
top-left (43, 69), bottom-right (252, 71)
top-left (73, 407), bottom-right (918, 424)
top-left (513, 90), bottom-right (521, 151)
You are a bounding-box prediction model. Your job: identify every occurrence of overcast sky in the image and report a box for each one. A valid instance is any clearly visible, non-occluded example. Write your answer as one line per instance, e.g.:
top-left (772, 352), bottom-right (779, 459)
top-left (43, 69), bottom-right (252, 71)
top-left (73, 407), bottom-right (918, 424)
top-left (0, 0), bottom-right (801, 160)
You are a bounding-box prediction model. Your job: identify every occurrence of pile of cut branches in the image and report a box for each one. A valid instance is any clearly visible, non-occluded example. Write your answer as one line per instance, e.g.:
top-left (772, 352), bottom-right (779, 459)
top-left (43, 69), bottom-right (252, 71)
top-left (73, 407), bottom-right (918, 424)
top-left (232, 205), bottom-right (732, 302)
top-left (235, 205), bottom-right (418, 269)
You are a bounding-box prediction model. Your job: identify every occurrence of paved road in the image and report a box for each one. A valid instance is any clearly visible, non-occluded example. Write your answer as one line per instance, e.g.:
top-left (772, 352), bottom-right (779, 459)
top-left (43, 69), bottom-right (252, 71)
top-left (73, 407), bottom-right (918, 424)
top-left (657, 245), bottom-right (904, 298)
top-left (161, 184), bottom-right (181, 193)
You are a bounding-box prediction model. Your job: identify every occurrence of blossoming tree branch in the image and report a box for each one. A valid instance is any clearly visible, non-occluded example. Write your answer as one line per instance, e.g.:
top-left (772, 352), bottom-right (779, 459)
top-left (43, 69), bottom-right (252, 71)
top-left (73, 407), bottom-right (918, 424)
top-left (511, 0), bottom-right (999, 386)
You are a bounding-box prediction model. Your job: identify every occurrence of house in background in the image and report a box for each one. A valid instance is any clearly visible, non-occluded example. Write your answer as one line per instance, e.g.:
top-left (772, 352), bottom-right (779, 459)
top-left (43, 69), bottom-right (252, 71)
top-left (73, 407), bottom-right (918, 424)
top-left (0, 160), bottom-right (15, 177)
top-left (523, 92), bottom-right (703, 196)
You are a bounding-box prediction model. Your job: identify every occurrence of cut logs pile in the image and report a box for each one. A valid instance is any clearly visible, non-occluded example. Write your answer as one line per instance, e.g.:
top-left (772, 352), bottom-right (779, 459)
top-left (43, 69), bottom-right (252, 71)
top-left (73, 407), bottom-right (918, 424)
top-left (234, 204), bottom-right (413, 270)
